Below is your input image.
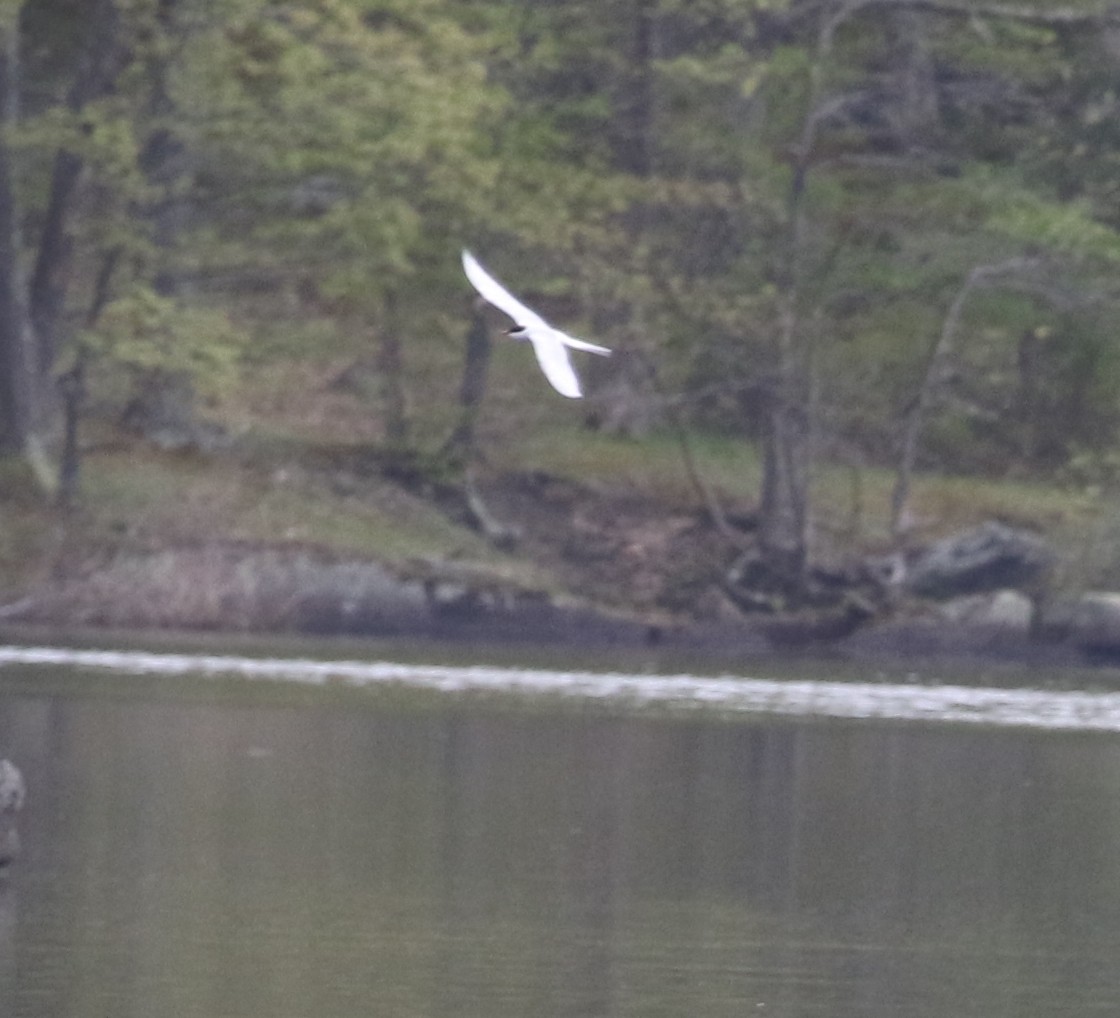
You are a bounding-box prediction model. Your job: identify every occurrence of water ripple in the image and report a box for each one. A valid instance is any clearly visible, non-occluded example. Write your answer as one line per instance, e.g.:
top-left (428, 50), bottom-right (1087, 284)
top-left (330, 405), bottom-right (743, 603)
top-left (1, 644), bottom-right (1119, 730)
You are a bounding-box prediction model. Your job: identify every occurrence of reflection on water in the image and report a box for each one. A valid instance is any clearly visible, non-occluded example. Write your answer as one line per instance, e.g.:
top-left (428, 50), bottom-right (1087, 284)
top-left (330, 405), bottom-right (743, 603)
top-left (1, 650), bottom-right (1120, 1017)
top-left (4, 644), bottom-right (1120, 729)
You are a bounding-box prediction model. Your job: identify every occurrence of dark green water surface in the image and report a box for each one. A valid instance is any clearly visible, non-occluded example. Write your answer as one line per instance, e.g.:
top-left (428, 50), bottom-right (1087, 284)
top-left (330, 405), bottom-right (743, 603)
top-left (1, 650), bottom-right (1119, 1017)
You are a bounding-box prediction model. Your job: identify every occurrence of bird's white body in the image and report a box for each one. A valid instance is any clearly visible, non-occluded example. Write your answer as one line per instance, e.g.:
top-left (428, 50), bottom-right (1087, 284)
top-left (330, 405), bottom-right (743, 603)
top-left (462, 250), bottom-right (611, 398)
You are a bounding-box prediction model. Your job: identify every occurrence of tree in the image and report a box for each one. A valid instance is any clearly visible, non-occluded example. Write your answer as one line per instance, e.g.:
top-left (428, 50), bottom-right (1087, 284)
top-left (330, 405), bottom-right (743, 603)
top-left (0, 4), bottom-right (35, 458)
top-left (179, 0), bottom-right (505, 443)
top-left (28, 0), bottom-right (123, 373)
top-left (616, 0), bottom-right (1120, 596)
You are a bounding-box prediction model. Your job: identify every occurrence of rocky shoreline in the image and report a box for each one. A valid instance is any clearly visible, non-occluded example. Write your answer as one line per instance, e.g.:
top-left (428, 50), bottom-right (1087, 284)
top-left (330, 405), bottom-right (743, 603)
top-left (4, 531), bottom-right (1120, 677)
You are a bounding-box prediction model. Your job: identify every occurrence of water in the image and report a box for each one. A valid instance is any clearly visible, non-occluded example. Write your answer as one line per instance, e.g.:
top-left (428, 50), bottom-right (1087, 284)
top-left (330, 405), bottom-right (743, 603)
top-left (2, 643), bottom-right (1120, 1017)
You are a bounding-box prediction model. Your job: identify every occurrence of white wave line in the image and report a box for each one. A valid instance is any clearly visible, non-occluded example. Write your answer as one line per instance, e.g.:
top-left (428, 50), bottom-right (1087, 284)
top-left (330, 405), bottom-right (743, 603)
top-left (1, 645), bottom-right (1119, 731)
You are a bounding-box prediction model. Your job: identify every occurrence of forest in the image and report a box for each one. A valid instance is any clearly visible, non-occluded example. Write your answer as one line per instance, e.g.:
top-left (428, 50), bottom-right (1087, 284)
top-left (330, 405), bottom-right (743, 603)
top-left (3, 0), bottom-right (1120, 634)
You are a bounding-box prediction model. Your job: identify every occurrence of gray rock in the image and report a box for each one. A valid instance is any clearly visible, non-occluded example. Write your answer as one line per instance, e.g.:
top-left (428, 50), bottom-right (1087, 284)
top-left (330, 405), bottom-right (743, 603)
top-left (1044, 592), bottom-right (1120, 652)
top-left (0, 762), bottom-right (22, 815)
top-left (0, 828), bottom-right (18, 870)
top-left (0, 760), bottom-right (23, 870)
top-left (938, 589), bottom-right (1034, 630)
top-left (904, 522), bottom-right (1052, 600)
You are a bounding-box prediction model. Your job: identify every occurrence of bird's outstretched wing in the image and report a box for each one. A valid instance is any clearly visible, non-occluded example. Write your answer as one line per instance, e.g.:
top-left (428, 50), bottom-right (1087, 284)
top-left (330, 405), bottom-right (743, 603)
top-left (461, 248), bottom-right (611, 398)
top-left (525, 329), bottom-right (583, 398)
top-left (462, 250), bottom-right (548, 330)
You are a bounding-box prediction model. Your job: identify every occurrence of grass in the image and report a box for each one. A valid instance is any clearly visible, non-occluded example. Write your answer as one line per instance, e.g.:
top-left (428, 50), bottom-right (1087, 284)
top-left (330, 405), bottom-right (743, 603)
top-left (68, 426), bottom-right (1110, 567)
top-left (505, 419), bottom-right (1098, 550)
top-left (810, 460), bottom-right (1099, 549)
top-left (502, 426), bottom-right (764, 505)
top-left (81, 448), bottom-right (502, 562)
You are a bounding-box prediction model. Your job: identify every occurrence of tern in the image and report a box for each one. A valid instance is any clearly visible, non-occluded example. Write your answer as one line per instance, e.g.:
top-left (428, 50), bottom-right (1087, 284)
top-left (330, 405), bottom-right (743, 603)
top-left (462, 249), bottom-right (611, 398)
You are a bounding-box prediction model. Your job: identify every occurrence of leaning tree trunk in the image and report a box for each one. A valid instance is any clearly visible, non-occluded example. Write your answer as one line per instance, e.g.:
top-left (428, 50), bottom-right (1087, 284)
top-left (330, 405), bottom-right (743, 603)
top-left (891, 257), bottom-right (1039, 535)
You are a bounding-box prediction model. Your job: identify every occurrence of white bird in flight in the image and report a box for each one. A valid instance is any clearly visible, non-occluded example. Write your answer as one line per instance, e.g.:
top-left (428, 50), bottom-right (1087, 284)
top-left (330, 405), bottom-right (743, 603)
top-left (462, 249), bottom-right (611, 398)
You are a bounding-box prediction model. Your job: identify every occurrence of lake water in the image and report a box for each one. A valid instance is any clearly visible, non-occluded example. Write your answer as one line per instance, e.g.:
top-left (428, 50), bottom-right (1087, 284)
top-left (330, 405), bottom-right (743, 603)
top-left (2, 641), bottom-right (1120, 1017)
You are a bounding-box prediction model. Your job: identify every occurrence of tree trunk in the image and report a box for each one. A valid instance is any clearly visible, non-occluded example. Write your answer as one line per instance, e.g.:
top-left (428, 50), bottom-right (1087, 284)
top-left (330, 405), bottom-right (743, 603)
top-left (140, 0), bottom-right (194, 298)
top-left (0, 11), bottom-right (37, 455)
top-left (127, 0), bottom-right (202, 443)
top-left (29, 0), bottom-right (122, 373)
top-left (58, 246), bottom-right (121, 504)
top-left (442, 303), bottom-right (492, 467)
top-left (612, 0), bottom-right (657, 177)
top-left (758, 375), bottom-right (811, 585)
top-left (888, 7), bottom-right (939, 145)
top-left (753, 5), bottom-right (843, 595)
top-left (378, 291), bottom-right (409, 446)
top-left (56, 354), bottom-right (84, 508)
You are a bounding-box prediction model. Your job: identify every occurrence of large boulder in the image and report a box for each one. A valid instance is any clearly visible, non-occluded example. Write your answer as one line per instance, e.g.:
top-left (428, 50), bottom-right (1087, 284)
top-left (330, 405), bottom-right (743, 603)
top-left (0, 760), bottom-right (24, 871)
top-left (1041, 592), bottom-right (1120, 657)
top-left (0, 762), bottom-right (22, 817)
top-left (937, 589), bottom-right (1035, 630)
top-left (903, 522), bottom-right (1052, 600)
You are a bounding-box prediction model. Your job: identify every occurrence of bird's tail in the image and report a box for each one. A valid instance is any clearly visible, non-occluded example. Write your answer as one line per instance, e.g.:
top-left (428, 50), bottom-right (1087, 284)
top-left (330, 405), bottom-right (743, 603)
top-left (561, 336), bottom-right (612, 356)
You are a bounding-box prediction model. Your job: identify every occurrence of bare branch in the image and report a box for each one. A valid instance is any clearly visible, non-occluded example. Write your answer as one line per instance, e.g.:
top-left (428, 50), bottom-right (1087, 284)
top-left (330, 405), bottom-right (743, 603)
top-left (891, 257), bottom-right (1043, 536)
top-left (898, 0), bottom-right (1120, 27)
top-left (807, 0), bottom-right (1120, 28)
top-left (632, 349), bottom-right (751, 551)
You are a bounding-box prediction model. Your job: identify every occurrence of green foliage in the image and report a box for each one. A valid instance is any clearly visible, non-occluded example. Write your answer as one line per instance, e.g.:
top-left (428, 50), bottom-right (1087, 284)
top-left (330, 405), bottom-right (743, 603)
top-left (82, 286), bottom-right (242, 395)
top-left (7, 0), bottom-right (1120, 493)
top-left (187, 0), bottom-right (502, 270)
top-left (973, 168), bottom-right (1120, 263)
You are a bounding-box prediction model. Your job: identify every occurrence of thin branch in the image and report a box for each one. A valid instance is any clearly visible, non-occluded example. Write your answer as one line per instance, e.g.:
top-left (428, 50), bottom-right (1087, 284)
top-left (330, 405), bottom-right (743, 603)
top-left (805, 0), bottom-right (1120, 28)
top-left (633, 349), bottom-right (751, 551)
top-left (891, 256), bottom-right (1042, 535)
top-left (898, 0), bottom-right (1120, 27)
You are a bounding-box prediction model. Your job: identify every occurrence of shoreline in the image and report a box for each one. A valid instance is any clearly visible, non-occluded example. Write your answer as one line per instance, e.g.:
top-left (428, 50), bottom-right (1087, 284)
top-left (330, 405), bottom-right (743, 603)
top-left (0, 595), bottom-right (1111, 684)
top-left (2, 637), bottom-right (1120, 731)
top-left (1, 533), bottom-right (1117, 683)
